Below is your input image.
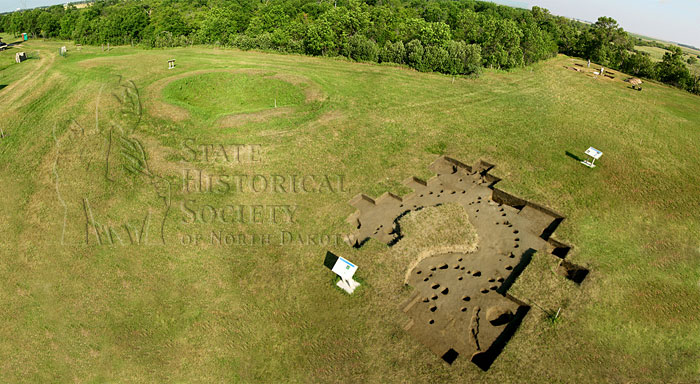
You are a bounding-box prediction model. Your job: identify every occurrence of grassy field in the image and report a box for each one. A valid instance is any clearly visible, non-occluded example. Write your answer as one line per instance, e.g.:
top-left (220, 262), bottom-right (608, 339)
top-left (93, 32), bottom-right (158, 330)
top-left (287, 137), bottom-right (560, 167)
top-left (1, 37), bottom-right (699, 383)
top-left (163, 72), bottom-right (305, 121)
top-left (633, 32), bottom-right (700, 75)
top-left (631, 32), bottom-right (700, 56)
top-left (634, 45), bottom-right (670, 62)
top-left (634, 45), bottom-right (700, 75)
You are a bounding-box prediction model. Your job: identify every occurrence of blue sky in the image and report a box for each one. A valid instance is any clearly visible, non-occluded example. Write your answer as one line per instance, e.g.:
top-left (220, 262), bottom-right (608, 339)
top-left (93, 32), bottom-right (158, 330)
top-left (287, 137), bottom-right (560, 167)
top-left (490, 0), bottom-right (700, 48)
top-left (1, 0), bottom-right (699, 48)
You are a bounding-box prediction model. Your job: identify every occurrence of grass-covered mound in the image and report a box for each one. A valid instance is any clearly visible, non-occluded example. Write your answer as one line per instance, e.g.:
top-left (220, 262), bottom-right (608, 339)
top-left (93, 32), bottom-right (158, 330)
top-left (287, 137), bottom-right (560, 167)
top-left (162, 72), bottom-right (304, 120)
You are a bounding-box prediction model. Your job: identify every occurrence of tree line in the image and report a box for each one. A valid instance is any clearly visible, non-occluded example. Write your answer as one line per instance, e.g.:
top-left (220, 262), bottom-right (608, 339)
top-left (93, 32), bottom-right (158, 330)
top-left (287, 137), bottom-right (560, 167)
top-left (0, 0), bottom-right (697, 94)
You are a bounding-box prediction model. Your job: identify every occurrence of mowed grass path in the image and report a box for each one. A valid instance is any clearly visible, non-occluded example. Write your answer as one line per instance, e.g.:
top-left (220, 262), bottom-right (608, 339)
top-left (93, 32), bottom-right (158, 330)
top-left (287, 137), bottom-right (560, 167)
top-left (0, 39), bottom-right (699, 383)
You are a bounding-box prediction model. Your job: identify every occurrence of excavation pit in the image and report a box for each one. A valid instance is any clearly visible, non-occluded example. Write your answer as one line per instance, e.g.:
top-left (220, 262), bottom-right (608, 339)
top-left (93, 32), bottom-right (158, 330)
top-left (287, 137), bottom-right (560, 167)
top-left (346, 156), bottom-right (588, 370)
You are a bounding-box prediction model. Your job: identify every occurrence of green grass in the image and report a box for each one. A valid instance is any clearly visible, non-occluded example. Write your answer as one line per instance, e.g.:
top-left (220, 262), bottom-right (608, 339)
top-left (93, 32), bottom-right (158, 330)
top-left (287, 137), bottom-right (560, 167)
top-left (0, 39), bottom-right (699, 383)
top-left (0, 46), bottom-right (18, 72)
top-left (632, 33), bottom-right (700, 56)
top-left (635, 45), bottom-right (700, 74)
top-left (162, 72), bottom-right (304, 120)
top-left (634, 45), bottom-right (668, 62)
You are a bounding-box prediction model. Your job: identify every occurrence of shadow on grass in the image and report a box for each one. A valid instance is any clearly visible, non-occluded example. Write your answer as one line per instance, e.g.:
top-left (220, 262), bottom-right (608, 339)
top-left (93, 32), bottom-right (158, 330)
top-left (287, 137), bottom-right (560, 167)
top-left (0, 85), bottom-right (6, 91)
top-left (565, 151), bottom-right (582, 162)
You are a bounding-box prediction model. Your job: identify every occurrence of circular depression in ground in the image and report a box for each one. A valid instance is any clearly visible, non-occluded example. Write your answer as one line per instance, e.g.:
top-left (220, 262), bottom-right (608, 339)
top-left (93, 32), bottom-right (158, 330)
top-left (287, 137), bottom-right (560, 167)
top-left (162, 72), bottom-right (305, 120)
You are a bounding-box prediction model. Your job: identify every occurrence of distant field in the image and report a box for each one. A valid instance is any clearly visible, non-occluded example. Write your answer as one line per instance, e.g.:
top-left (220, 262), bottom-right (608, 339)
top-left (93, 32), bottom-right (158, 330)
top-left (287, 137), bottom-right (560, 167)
top-left (632, 33), bottom-right (700, 56)
top-left (1, 38), bottom-right (699, 383)
top-left (676, 44), bottom-right (700, 57)
top-left (632, 33), bottom-right (700, 74)
top-left (634, 45), bottom-right (668, 62)
top-left (634, 45), bottom-right (700, 75)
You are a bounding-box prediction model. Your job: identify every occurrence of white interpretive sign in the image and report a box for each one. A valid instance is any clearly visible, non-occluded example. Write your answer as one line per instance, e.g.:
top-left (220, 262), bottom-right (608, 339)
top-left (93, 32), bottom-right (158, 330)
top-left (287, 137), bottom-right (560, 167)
top-left (582, 147), bottom-right (602, 168)
top-left (331, 256), bottom-right (357, 281)
top-left (324, 252), bottom-right (360, 294)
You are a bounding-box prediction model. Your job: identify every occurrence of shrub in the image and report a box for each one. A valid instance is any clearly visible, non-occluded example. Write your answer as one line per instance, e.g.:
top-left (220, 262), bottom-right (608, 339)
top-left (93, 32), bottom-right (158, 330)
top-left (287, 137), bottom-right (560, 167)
top-left (462, 44), bottom-right (482, 75)
top-left (379, 40), bottom-right (405, 64)
top-left (232, 34), bottom-right (255, 50)
top-left (286, 39), bottom-right (305, 54)
top-left (254, 32), bottom-right (273, 50)
top-left (445, 40), bottom-right (466, 74)
top-left (405, 39), bottom-right (424, 70)
top-left (423, 45), bottom-right (448, 72)
top-left (270, 29), bottom-right (290, 50)
top-left (304, 21), bottom-right (335, 56)
top-left (621, 51), bottom-right (657, 78)
top-left (346, 34), bottom-right (379, 62)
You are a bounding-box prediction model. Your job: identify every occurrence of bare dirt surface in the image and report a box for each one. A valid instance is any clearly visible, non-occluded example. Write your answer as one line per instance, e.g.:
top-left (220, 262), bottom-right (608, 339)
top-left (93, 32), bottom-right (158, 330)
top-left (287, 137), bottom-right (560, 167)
top-left (345, 156), bottom-right (588, 370)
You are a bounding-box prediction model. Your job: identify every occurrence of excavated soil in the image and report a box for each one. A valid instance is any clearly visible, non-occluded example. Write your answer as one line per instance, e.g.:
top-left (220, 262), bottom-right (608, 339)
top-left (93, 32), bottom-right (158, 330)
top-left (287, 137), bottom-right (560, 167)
top-left (344, 156), bottom-right (589, 370)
